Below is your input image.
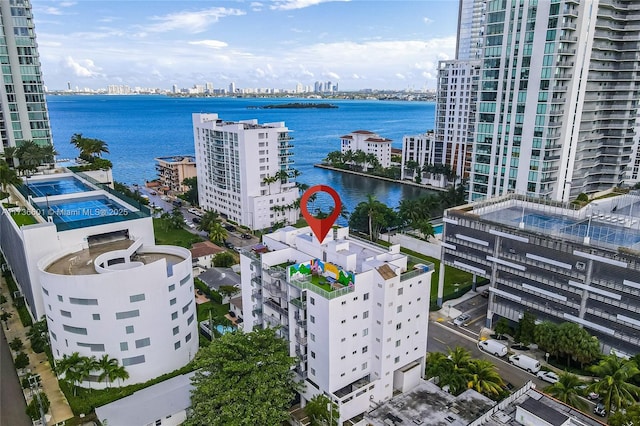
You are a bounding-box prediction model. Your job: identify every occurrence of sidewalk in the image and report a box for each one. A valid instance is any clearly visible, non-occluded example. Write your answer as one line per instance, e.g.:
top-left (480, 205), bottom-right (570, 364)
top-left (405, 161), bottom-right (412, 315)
top-left (1, 278), bottom-right (74, 424)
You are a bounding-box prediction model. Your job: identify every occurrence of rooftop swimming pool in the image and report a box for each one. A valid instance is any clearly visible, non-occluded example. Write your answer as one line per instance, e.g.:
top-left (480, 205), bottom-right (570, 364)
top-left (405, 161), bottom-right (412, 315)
top-left (40, 196), bottom-right (131, 225)
top-left (26, 176), bottom-right (92, 197)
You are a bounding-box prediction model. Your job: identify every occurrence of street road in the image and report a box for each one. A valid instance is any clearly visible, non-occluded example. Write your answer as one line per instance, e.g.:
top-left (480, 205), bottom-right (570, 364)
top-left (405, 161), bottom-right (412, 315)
top-left (0, 328), bottom-right (31, 426)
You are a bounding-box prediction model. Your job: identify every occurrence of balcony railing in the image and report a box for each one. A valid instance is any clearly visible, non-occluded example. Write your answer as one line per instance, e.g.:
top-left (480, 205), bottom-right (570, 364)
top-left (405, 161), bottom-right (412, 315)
top-left (290, 297), bottom-right (307, 310)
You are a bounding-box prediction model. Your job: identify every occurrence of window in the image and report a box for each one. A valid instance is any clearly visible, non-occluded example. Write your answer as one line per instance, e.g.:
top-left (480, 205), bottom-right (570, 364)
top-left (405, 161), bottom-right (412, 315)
top-left (174, 341), bottom-right (181, 350)
top-left (311, 351), bottom-right (316, 359)
top-left (60, 310), bottom-right (71, 317)
top-left (363, 311), bottom-right (369, 319)
top-left (92, 314), bottom-right (100, 320)
top-left (77, 342), bottom-right (105, 352)
top-left (168, 284), bottom-right (175, 292)
top-left (363, 293), bottom-right (369, 300)
top-left (63, 325), bottom-right (87, 335)
top-left (310, 297), bottom-right (315, 305)
top-left (341, 319), bottom-right (346, 324)
top-left (173, 326), bottom-right (179, 335)
top-left (362, 346), bottom-right (368, 353)
top-left (57, 295), bottom-right (63, 302)
top-left (396, 340), bottom-right (401, 347)
top-left (341, 337), bottom-right (346, 342)
top-left (122, 355), bottom-right (145, 366)
top-left (135, 338), bottom-right (151, 348)
top-left (396, 305), bottom-right (403, 314)
top-left (116, 309), bottom-right (140, 320)
top-left (180, 274), bottom-right (191, 286)
top-left (394, 356), bottom-right (400, 364)
top-left (182, 300), bottom-right (192, 314)
top-left (310, 315), bottom-right (315, 323)
top-left (126, 325), bottom-right (134, 334)
top-left (171, 311), bottom-right (178, 320)
top-left (42, 287), bottom-right (49, 296)
top-left (50, 332), bottom-right (56, 341)
top-left (363, 328), bottom-right (368, 336)
top-left (396, 323), bottom-right (402, 330)
top-left (310, 333), bottom-right (315, 342)
top-left (397, 288), bottom-right (403, 296)
top-left (129, 294), bottom-right (145, 303)
top-left (187, 314), bottom-right (194, 325)
top-left (310, 368), bottom-right (316, 376)
top-left (170, 298), bottom-right (176, 306)
top-left (120, 342), bottom-right (128, 351)
top-left (69, 297), bottom-right (98, 305)
top-left (362, 362), bottom-right (368, 370)
top-left (186, 333), bottom-right (192, 342)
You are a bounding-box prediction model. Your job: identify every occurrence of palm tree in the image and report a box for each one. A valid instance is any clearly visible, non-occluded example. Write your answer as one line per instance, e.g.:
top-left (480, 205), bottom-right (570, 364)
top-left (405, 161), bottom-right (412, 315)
top-left (304, 394), bottom-right (338, 426)
top-left (425, 352), bottom-right (449, 380)
top-left (261, 174), bottom-right (278, 195)
top-left (197, 210), bottom-right (219, 233)
top-left (363, 194), bottom-right (380, 241)
top-left (365, 152), bottom-right (379, 171)
top-left (86, 138), bottom-right (109, 157)
top-left (97, 354), bottom-right (119, 388)
top-left (275, 169), bottom-right (289, 184)
top-left (353, 150), bottom-right (367, 171)
top-left (57, 352), bottom-right (84, 394)
top-left (589, 354), bottom-right (640, 414)
top-left (466, 359), bottom-right (504, 397)
top-left (38, 144), bottom-right (58, 165)
top-left (342, 150), bottom-right (355, 169)
top-left (0, 161), bottom-right (20, 192)
top-left (398, 198), bottom-right (422, 230)
top-left (110, 364), bottom-right (129, 387)
top-left (16, 140), bottom-right (44, 174)
top-left (77, 355), bottom-right (98, 390)
top-left (2, 146), bottom-right (18, 168)
top-left (208, 222), bottom-right (227, 245)
top-left (545, 372), bottom-right (589, 411)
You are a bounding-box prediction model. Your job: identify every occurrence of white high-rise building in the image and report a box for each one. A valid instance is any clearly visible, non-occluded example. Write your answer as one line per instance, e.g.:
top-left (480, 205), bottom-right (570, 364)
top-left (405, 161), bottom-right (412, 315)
top-left (193, 113), bottom-right (299, 230)
top-left (400, 131), bottom-right (436, 181)
top-left (240, 226), bottom-right (433, 424)
top-left (340, 130), bottom-right (392, 169)
top-left (454, 0), bottom-right (640, 202)
top-left (0, 0), bottom-right (52, 149)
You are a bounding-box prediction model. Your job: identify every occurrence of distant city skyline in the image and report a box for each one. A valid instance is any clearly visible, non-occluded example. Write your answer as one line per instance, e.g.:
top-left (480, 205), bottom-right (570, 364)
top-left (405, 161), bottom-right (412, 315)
top-left (32, 0), bottom-right (459, 91)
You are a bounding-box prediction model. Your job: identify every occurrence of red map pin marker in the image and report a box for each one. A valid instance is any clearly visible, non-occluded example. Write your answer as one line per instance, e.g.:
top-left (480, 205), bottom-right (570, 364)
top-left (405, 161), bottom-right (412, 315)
top-left (300, 185), bottom-right (342, 243)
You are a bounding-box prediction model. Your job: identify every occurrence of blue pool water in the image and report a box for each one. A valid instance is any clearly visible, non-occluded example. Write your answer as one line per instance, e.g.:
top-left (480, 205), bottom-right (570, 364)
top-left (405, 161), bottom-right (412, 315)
top-left (43, 196), bottom-right (130, 224)
top-left (216, 325), bottom-right (235, 334)
top-left (433, 224), bottom-right (443, 234)
top-left (27, 176), bottom-right (91, 197)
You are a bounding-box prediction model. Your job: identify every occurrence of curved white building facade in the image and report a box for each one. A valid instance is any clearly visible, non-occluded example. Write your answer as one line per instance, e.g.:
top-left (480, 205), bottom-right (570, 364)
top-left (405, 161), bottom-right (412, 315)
top-left (38, 240), bottom-right (199, 386)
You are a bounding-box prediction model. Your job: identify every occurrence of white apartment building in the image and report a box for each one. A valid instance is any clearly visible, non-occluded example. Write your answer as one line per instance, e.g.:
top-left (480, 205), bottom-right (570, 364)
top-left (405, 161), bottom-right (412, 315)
top-left (193, 113), bottom-right (299, 230)
top-left (448, 0), bottom-right (640, 202)
top-left (434, 60), bottom-right (481, 182)
top-left (240, 226), bottom-right (433, 424)
top-left (340, 130), bottom-right (392, 169)
top-left (400, 131), bottom-right (436, 181)
top-left (0, 172), bottom-right (198, 386)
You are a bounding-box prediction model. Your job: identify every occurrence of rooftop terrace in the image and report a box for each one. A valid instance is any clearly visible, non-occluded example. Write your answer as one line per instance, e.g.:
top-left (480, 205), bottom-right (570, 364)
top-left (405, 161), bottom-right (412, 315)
top-left (451, 192), bottom-right (640, 251)
top-left (45, 239), bottom-right (184, 276)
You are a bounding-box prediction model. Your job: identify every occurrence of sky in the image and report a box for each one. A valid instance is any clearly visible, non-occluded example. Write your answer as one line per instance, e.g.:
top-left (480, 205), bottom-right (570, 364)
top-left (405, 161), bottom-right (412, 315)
top-left (32, 0), bottom-right (460, 92)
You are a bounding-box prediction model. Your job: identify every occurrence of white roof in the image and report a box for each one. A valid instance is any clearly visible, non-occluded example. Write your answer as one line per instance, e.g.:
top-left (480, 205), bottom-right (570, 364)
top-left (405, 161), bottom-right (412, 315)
top-left (95, 371), bottom-right (195, 426)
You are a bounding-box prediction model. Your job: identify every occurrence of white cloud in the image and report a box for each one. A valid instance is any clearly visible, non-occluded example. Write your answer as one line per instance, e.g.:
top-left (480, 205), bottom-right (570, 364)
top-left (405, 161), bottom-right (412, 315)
top-left (325, 71), bottom-right (340, 80)
top-left (188, 40), bottom-right (229, 49)
top-left (423, 17), bottom-right (434, 24)
top-left (62, 56), bottom-right (102, 78)
top-left (395, 73), bottom-right (406, 80)
top-left (270, 0), bottom-right (349, 11)
top-left (250, 2), bottom-right (264, 11)
top-left (142, 7), bottom-right (246, 34)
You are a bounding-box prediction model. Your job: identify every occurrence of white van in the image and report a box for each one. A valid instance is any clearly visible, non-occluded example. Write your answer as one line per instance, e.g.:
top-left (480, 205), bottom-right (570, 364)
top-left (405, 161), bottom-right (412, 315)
top-left (508, 354), bottom-right (540, 373)
top-left (477, 339), bottom-right (508, 357)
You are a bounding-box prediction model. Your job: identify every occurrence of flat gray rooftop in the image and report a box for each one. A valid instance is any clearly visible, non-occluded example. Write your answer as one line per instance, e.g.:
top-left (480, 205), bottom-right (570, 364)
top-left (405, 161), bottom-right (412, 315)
top-left (365, 380), bottom-right (495, 426)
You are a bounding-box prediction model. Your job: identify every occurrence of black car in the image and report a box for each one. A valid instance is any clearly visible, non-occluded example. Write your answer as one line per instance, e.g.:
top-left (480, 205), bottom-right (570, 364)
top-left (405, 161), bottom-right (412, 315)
top-left (192, 217), bottom-right (201, 224)
top-left (241, 234), bottom-right (252, 239)
top-left (481, 289), bottom-right (490, 298)
top-left (224, 241), bottom-right (234, 249)
top-left (224, 224), bottom-right (235, 232)
top-left (594, 403), bottom-right (606, 417)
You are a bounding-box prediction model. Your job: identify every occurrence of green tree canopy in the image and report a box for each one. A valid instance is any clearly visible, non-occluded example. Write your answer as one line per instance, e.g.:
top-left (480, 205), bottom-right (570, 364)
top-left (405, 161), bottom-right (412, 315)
top-left (182, 177), bottom-right (198, 206)
top-left (186, 327), bottom-right (299, 426)
top-left (304, 394), bottom-right (338, 426)
top-left (213, 251), bottom-right (236, 268)
top-left (514, 312), bottom-right (536, 346)
top-left (545, 372), bottom-right (588, 411)
top-left (348, 194), bottom-right (397, 241)
top-left (589, 354), bottom-right (640, 414)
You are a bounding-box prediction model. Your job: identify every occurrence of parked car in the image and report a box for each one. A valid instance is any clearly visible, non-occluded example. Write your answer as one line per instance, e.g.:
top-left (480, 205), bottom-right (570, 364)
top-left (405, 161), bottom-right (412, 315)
top-left (453, 313), bottom-right (470, 326)
top-left (224, 241), bottom-right (234, 249)
top-left (241, 234), bottom-right (252, 239)
top-left (477, 339), bottom-right (508, 357)
top-left (185, 221), bottom-right (195, 229)
top-left (192, 217), bottom-right (201, 224)
top-left (172, 200), bottom-right (183, 207)
top-left (224, 224), bottom-right (236, 232)
top-left (587, 392), bottom-right (600, 400)
top-left (508, 354), bottom-right (541, 373)
top-left (149, 190), bottom-right (157, 195)
top-left (536, 370), bottom-right (560, 384)
top-left (594, 403), bottom-right (606, 417)
top-left (188, 207), bottom-right (199, 215)
top-left (481, 289), bottom-right (490, 298)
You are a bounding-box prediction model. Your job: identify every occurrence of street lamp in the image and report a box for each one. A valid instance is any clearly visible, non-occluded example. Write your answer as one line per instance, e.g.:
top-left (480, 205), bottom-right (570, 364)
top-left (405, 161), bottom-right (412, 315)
top-left (28, 374), bottom-right (46, 426)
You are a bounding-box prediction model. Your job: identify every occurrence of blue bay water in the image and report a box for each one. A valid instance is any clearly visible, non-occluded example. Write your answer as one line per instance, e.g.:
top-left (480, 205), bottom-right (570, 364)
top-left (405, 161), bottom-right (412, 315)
top-left (46, 95), bottom-right (437, 217)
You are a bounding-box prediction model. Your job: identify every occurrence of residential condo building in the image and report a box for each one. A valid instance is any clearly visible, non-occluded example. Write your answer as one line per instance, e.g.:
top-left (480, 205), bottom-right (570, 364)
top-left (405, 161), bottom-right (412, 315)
top-left (400, 131), bottom-right (436, 181)
top-left (193, 113), bottom-right (299, 230)
top-left (340, 130), bottom-right (392, 169)
top-left (155, 155), bottom-right (197, 193)
top-left (240, 226), bottom-right (433, 424)
top-left (439, 0), bottom-right (640, 202)
top-left (0, 171), bottom-right (198, 385)
top-left (0, 0), bottom-right (53, 149)
top-left (439, 191), bottom-right (640, 357)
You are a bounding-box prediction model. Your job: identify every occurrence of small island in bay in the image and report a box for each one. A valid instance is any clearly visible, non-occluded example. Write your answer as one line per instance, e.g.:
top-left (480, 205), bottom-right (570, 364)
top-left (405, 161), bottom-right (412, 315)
top-left (249, 102), bottom-right (339, 109)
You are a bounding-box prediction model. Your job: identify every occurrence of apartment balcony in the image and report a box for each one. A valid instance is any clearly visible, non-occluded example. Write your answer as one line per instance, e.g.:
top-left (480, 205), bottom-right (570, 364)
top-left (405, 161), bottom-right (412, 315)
top-left (264, 299), bottom-right (289, 316)
top-left (561, 22), bottom-right (577, 30)
top-left (556, 61), bottom-right (574, 68)
top-left (289, 297), bottom-right (307, 310)
top-left (295, 349), bottom-right (308, 361)
top-left (295, 331), bottom-right (308, 345)
top-left (253, 318), bottom-right (263, 327)
top-left (294, 313), bottom-right (307, 327)
top-left (289, 276), bottom-right (354, 300)
top-left (252, 289), bottom-right (262, 299)
top-left (264, 314), bottom-right (288, 329)
top-left (560, 35), bottom-right (578, 42)
top-left (294, 366), bottom-right (307, 379)
top-left (251, 275), bottom-right (262, 287)
top-left (252, 308), bottom-right (263, 316)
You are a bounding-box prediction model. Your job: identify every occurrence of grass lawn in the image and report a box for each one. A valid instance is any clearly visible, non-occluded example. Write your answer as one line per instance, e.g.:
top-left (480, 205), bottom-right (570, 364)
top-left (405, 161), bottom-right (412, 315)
top-left (309, 275), bottom-right (333, 292)
top-left (153, 218), bottom-right (203, 248)
top-left (397, 246), bottom-right (475, 306)
top-left (11, 212), bottom-right (37, 226)
top-left (196, 300), bottom-right (230, 323)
